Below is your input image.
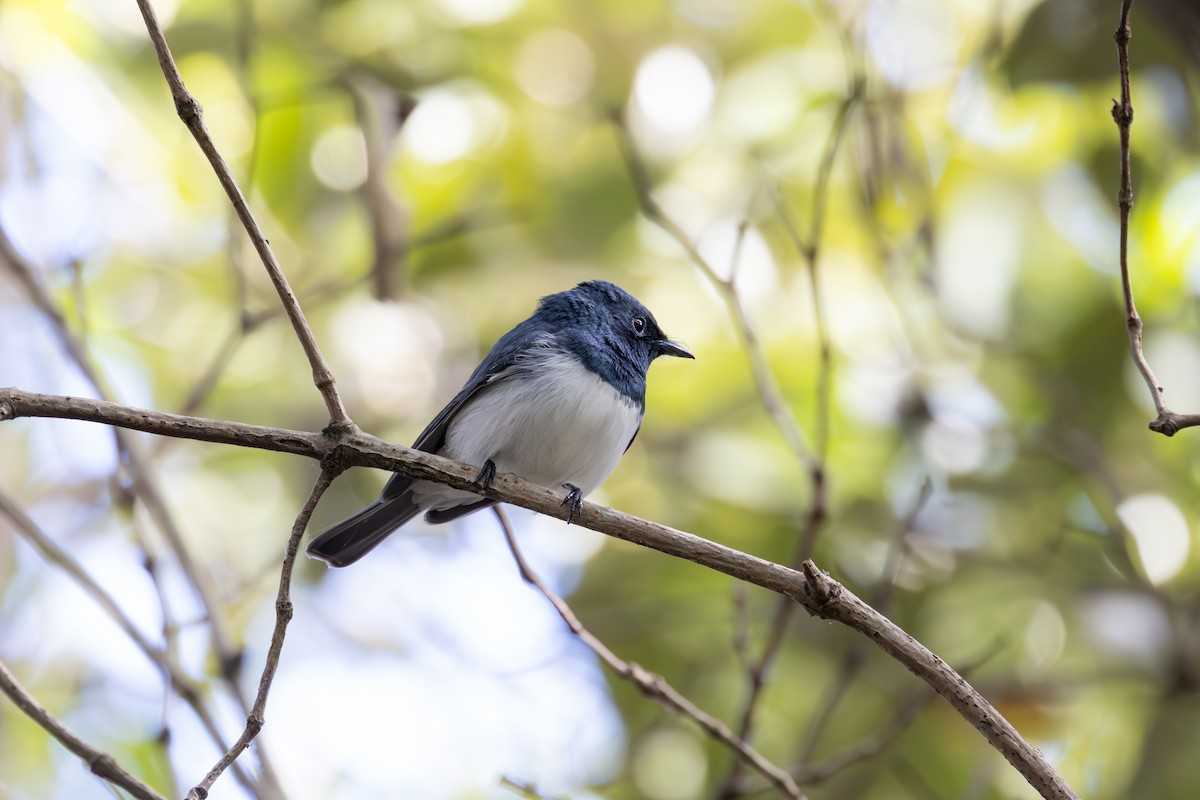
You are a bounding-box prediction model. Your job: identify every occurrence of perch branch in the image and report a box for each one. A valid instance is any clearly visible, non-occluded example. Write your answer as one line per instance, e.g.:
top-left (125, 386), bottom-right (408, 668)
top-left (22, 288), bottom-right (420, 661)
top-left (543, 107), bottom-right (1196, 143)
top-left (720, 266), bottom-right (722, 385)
top-left (0, 386), bottom-right (1078, 800)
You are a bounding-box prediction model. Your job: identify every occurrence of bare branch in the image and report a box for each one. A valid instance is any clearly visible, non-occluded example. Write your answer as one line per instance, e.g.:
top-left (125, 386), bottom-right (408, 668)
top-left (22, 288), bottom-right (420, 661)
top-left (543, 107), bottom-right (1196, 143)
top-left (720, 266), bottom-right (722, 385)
top-left (0, 659), bottom-right (167, 800)
top-left (800, 561), bottom-right (1076, 800)
top-left (492, 508), bottom-right (806, 799)
top-left (716, 82), bottom-right (860, 800)
top-left (0, 386), bottom-right (1079, 800)
top-left (613, 113), bottom-right (813, 467)
top-left (345, 79), bottom-right (414, 300)
top-left (1110, 0), bottom-right (1199, 436)
top-left (186, 466), bottom-right (340, 799)
top-left (133, 0), bottom-right (351, 426)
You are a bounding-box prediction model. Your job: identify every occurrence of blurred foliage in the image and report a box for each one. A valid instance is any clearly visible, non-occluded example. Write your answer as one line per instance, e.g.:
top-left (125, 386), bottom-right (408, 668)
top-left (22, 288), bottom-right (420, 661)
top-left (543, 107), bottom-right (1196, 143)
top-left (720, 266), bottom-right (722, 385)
top-left (4, 0), bottom-right (1200, 798)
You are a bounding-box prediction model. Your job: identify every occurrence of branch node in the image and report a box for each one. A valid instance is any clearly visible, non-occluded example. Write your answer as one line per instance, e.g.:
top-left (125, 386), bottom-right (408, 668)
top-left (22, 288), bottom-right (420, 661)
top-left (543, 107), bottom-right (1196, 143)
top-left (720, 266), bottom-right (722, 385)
top-left (174, 92), bottom-right (202, 125)
top-left (319, 438), bottom-right (357, 478)
top-left (0, 400), bottom-right (13, 421)
top-left (1150, 414), bottom-right (1180, 436)
top-left (1113, 19), bottom-right (1132, 47)
top-left (800, 559), bottom-right (839, 612)
top-left (190, 786), bottom-right (208, 800)
top-left (88, 752), bottom-right (118, 776)
top-left (1111, 99), bottom-right (1134, 127)
top-left (276, 599), bottom-right (294, 623)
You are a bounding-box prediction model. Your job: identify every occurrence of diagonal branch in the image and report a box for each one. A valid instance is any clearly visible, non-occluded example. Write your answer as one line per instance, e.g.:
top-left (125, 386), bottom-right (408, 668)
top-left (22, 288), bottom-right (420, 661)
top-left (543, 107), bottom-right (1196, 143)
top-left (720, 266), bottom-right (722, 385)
top-left (491, 507), bottom-right (806, 800)
top-left (0, 659), bottom-right (167, 800)
top-left (133, 0), bottom-right (351, 427)
top-left (1111, 0), bottom-right (1200, 436)
top-left (0, 386), bottom-right (1079, 800)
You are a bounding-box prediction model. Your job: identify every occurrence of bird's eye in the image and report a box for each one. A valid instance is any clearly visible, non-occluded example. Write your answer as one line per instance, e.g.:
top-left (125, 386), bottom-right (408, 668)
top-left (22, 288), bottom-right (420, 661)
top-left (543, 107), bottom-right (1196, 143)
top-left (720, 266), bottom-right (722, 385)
top-left (632, 316), bottom-right (647, 336)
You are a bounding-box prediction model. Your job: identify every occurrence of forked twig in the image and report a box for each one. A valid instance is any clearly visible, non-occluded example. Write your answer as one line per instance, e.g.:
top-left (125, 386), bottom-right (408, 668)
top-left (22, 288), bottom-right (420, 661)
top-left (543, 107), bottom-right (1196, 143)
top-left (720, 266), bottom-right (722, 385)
top-left (0, 491), bottom-right (250, 781)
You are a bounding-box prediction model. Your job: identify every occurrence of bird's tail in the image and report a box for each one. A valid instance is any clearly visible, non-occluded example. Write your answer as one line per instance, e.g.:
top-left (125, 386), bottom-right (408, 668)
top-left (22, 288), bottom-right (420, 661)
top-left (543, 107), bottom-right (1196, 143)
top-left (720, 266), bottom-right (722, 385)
top-left (306, 494), bottom-right (422, 567)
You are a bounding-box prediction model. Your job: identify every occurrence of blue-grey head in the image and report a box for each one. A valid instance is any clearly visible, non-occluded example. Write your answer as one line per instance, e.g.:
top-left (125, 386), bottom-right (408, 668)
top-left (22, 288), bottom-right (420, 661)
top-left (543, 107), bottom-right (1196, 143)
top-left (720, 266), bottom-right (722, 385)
top-left (537, 280), bottom-right (693, 400)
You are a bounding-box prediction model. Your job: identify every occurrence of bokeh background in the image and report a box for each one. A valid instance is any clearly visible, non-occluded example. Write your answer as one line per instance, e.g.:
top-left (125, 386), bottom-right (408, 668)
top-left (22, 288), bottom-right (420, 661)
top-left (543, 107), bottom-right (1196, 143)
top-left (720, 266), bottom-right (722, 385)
top-left (4, 0), bottom-right (1200, 798)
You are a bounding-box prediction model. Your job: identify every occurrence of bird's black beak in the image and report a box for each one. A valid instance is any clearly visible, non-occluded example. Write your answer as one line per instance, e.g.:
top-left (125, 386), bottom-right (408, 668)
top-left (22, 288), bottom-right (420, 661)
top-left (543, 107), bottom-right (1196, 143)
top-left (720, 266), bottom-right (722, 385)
top-left (656, 338), bottom-right (695, 359)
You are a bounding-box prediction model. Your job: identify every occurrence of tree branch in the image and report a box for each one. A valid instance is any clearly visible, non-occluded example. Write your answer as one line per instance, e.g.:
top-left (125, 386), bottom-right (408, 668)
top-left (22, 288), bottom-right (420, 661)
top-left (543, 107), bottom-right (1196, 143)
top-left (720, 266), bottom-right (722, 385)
top-left (0, 386), bottom-right (1078, 799)
top-left (133, 0), bottom-right (351, 427)
top-left (0, 659), bottom-right (167, 800)
top-left (800, 562), bottom-right (1076, 800)
top-left (1111, 0), bottom-right (1198, 436)
top-left (492, 508), bottom-right (806, 799)
top-left (613, 113), bottom-right (813, 467)
top-left (186, 466), bottom-right (340, 799)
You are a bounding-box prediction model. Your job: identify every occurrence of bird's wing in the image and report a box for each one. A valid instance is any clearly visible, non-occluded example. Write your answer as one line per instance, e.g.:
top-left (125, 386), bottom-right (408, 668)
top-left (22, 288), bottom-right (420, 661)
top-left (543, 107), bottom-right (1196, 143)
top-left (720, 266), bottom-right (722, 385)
top-left (379, 319), bottom-right (555, 501)
top-left (624, 423), bottom-right (641, 453)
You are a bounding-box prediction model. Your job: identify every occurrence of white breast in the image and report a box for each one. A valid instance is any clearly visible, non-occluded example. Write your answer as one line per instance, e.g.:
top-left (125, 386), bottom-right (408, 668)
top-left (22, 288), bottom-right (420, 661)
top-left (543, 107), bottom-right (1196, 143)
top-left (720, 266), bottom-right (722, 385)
top-left (414, 350), bottom-right (643, 514)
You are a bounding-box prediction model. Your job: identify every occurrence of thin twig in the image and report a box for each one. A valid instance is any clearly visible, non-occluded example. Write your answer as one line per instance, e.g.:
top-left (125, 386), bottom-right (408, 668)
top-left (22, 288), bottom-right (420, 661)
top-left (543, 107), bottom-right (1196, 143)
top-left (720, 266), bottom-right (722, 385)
top-left (0, 385), bottom-right (1080, 800)
top-left (715, 83), bottom-right (860, 800)
top-left (157, 206), bottom-right (494, 428)
top-left (0, 659), bottom-right (167, 800)
top-left (1111, 0), bottom-right (1200, 436)
top-left (613, 112), bottom-right (812, 467)
top-left (134, 0), bottom-right (351, 427)
top-left (185, 466), bottom-right (340, 799)
top-left (794, 477), bottom-right (933, 763)
top-left (491, 507), bottom-right (806, 800)
top-left (345, 78), bottom-right (414, 300)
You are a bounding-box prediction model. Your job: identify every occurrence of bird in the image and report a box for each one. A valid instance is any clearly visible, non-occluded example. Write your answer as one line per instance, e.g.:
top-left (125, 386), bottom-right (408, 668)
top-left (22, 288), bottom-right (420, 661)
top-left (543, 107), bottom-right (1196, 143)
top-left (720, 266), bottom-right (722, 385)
top-left (307, 280), bottom-right (694, 567)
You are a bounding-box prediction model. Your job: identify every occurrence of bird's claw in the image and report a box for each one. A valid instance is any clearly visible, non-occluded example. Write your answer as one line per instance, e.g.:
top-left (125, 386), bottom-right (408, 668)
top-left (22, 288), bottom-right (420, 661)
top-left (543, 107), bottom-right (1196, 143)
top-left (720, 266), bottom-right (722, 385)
top-left (473, 459), bottom-right (497, 491)
top-left (560, 483), bottom-right (583, 524)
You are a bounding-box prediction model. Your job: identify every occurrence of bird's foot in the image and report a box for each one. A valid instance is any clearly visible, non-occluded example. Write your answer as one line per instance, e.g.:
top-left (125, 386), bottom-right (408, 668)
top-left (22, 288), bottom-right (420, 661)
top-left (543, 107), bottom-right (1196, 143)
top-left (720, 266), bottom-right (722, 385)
top-left (472, 459), bottom-right (497, 491)
top-left (560, 483), bottom-right (583, 525)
